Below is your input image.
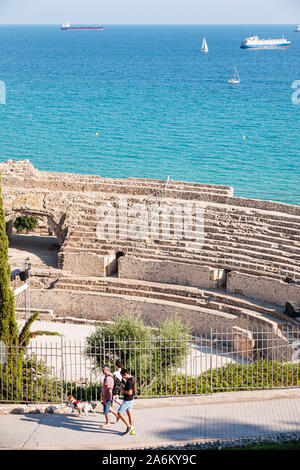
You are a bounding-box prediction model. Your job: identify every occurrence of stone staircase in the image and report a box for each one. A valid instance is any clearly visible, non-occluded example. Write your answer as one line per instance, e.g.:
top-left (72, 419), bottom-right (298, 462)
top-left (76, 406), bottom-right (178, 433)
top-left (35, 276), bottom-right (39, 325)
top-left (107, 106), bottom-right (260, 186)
top-left (50, 275), bottom-right (297, 327)
top-left (61, 201), bottom-right (300, 280)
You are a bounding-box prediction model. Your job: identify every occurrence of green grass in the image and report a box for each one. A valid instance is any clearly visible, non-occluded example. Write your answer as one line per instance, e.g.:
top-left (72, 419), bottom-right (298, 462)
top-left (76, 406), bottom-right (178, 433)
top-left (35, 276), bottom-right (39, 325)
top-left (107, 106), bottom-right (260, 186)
top-left (223, 441), bottom-right (300, 451)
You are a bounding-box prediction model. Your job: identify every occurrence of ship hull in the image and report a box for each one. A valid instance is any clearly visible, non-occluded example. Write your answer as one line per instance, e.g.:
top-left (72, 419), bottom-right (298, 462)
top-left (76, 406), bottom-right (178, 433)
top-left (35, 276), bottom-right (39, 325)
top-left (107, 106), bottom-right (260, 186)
top-left (241, 43), bottom-right (290, 49)
top-left (61, 26), bottom-right (103, 31)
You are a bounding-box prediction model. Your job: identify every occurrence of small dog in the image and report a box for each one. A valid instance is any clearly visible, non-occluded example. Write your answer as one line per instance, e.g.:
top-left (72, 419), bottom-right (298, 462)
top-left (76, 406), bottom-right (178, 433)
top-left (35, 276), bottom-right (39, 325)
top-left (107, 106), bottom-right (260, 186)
top-left (67, 395), bottom-right (97, 417)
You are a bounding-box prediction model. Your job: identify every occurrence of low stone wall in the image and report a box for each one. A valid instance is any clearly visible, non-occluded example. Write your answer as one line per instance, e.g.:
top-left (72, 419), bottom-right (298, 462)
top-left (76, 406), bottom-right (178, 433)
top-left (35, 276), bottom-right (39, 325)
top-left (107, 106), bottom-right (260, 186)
top-left (61, 252), bottom-right (106, 276)
top-left (227, 271), bottom-right (300, 307)
top-left (15, 308), bottom-right (54, 321)
top-left (2, 160), bottom-right (299, 216)
top-left (118, 257), bottom-right (226, 289)
top-left (0, 404), bottom-right (71, 415)
top-left (15, 288), bottom-right (281, 336)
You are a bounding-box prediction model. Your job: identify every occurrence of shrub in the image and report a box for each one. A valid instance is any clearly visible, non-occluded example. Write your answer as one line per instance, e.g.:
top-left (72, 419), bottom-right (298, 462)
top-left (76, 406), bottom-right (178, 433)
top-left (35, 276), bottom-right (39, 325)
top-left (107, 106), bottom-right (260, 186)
top-left (20, 355), bottom-right (64, 402)
top-left (85, 313), bottom-right (191, 393)
top-left (0, 354), bottom-right (64, 402)
top-left (13, 216), bottom-right (38, 233)
top-left (59, 360), bottom-right (300, 400)
top-left (144, 360), bottom-right (300, 396)
top-left (65, 382), bottom-right (102, 402)
top-left (0, 311), bottom-right (63, 403)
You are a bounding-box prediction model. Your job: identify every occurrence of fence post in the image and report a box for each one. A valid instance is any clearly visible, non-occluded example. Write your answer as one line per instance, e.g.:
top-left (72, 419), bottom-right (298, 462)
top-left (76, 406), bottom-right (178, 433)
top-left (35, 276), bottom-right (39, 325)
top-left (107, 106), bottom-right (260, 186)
top-left (60, 336), bottom-right (65, 403)
top-left (210, 328), bottom-right (213, 393)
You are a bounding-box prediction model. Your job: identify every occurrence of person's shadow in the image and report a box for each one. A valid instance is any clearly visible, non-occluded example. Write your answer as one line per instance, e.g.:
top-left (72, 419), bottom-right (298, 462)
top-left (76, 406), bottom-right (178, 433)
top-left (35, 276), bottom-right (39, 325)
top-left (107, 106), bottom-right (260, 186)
top-left (20, 410), bottom-right (123, 436)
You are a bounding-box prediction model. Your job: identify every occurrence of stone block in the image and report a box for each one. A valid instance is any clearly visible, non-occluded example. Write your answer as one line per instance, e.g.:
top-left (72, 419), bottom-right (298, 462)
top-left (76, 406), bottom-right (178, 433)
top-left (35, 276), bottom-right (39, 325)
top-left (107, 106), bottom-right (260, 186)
top-left (232, 326), bottom-right (255, 358)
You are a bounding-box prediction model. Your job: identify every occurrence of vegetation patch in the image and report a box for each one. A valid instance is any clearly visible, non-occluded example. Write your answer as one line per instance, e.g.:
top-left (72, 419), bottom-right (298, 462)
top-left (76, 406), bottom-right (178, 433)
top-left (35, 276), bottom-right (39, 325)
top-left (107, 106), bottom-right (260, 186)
top-left (13, 216), bottom-right (38, 234)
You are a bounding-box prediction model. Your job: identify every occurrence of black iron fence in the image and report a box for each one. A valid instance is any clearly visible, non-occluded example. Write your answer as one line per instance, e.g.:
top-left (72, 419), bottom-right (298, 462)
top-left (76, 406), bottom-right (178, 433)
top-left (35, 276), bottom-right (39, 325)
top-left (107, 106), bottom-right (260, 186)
top-left (1, 325), bottom-right (300, 403)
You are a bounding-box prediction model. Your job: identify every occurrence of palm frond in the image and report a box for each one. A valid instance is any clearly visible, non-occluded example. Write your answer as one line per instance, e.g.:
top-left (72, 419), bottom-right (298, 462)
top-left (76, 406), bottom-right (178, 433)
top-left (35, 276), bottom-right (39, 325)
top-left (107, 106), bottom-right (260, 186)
top-left (29, 331), bottom-right (63, 339)
top-left (18, 311), bottom-right (40, 346)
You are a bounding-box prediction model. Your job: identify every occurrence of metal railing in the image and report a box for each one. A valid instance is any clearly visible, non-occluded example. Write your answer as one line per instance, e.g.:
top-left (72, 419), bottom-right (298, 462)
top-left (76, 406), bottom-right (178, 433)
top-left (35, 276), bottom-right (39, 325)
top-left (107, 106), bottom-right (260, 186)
top-left (1, 325), bottom-right (300, 403)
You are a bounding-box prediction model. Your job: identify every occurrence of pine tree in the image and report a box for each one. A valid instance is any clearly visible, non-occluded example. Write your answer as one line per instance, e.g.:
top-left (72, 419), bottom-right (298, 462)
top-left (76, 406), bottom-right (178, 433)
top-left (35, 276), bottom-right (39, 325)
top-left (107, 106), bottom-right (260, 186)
top-left (0, 174), bottom-right (18, 345)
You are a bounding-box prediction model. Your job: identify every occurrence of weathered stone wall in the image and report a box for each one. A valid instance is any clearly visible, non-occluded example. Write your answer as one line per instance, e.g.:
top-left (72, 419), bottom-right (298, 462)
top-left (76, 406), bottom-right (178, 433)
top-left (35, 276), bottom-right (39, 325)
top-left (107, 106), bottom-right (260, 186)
top-left (227, 271), bottom-right (300, 307)
top-left (118, 256), bottom-right (226, 289)
top-left (1, 159), bottom-right (300, 215)
top-left (3, 159), bottom-right (300, 292)
top-left (2, 160), bottom-right (300, 279)
top-left (61, 252), bottom-right (118, 276)
top-left (61, 252), bottom-right (106, 276)
top-left (15, 288), bottom-right (282, 336)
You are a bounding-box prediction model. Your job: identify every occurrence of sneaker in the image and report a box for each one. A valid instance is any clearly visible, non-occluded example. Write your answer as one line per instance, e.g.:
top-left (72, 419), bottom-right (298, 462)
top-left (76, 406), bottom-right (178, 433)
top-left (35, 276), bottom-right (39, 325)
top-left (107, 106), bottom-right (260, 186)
top-left (129, 426), bottom-right (136, 435)
top-left (123, 427), bottom-right (130, 435)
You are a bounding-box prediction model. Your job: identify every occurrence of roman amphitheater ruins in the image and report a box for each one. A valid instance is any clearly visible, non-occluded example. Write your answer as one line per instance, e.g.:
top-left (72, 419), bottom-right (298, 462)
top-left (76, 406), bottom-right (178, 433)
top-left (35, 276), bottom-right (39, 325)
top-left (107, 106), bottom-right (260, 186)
top-left (2, 159), bottom-right (300, 340)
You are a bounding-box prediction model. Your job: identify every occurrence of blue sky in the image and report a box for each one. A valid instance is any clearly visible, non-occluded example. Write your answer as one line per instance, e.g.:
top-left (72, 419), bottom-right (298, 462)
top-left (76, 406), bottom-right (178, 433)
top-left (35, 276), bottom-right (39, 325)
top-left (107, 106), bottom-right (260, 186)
top-left (0, 0), bottom-right (300, 24)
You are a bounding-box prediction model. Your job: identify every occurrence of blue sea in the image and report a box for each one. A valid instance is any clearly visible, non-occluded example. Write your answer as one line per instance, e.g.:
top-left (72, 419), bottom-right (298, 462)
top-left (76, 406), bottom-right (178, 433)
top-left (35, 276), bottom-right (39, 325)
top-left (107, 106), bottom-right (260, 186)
top-left (0, 25), bottom-right (299, 205)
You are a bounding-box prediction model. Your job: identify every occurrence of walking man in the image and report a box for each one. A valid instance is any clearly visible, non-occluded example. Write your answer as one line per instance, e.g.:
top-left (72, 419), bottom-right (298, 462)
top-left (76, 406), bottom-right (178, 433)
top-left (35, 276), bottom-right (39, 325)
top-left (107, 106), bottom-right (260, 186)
top-left (101, 365), bottom-right (118, 428)
top-left (112, 360), bottom-right (123, 406)
top-left (117, 369), bottom-right (136, 435)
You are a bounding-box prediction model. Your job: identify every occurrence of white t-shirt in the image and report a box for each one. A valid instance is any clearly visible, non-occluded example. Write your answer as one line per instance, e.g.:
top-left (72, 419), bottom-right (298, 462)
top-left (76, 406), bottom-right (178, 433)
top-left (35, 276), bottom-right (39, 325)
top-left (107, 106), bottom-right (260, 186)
top-left (113, 370), bottom-right (122, 382)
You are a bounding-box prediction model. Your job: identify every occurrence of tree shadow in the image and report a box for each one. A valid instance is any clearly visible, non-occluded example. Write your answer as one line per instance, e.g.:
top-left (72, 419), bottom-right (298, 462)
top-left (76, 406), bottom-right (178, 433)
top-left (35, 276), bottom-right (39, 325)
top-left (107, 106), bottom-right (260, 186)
top-left (151, 414), bottom-right (300, 442)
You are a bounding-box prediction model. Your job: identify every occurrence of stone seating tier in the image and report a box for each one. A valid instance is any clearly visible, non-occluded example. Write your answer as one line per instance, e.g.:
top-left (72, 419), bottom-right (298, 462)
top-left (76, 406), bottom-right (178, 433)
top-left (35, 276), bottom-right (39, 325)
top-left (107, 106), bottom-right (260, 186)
top-left (50, 276), bottom-right (297, 327)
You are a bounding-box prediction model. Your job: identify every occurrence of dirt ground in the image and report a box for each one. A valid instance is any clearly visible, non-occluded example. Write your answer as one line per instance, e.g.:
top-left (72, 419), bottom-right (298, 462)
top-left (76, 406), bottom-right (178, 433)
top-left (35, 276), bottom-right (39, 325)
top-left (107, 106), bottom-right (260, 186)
top-left (8, 234), bottom-right (59, 269)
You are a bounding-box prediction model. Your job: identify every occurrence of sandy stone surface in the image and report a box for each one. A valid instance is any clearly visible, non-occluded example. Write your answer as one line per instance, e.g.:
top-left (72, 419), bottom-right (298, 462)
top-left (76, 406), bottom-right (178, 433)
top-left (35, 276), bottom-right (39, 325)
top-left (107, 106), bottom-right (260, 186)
top-left (9, 234), bottom-right (59, 270)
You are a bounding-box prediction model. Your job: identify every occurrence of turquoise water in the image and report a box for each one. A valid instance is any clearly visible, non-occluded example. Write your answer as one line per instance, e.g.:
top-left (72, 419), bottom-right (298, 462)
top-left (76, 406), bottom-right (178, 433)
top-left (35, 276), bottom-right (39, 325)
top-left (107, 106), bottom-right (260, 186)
top-left (0, 25), bottom-right (299, 204)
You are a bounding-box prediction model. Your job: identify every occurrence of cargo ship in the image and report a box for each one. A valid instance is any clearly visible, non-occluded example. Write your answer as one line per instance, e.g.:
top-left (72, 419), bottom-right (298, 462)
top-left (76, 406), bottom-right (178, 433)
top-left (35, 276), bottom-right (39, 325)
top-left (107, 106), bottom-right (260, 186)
top-left (240, 35), bottom-right (291, 49)
top-left (61, 22), bottom-right (103, 30)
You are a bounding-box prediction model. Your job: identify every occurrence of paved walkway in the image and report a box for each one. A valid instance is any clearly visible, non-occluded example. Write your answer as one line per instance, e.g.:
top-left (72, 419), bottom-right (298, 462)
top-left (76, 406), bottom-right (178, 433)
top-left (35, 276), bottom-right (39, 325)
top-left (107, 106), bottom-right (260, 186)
top-left (1, 389), bottom-right (300, 450)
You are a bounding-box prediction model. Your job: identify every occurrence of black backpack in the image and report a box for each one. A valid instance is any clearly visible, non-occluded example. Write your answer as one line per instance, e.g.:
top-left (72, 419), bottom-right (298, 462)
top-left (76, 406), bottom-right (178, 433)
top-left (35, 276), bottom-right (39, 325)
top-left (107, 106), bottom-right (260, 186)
top-left (111, 374), bottom-right (122, 396)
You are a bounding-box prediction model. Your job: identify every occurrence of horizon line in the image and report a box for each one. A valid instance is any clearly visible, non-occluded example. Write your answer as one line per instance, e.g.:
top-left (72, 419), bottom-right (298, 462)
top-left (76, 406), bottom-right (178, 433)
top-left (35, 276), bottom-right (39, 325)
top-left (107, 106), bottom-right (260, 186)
top-left (0, 23), bottom-right (297, 26)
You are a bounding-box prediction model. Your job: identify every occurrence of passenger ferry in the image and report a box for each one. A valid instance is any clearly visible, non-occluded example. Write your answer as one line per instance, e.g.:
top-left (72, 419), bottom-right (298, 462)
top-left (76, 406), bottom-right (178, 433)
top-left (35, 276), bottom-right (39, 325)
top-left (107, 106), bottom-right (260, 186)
top-left (61, 22), bottom-right (104, 30)
top-left (240, 35), bottom-right (291, 49)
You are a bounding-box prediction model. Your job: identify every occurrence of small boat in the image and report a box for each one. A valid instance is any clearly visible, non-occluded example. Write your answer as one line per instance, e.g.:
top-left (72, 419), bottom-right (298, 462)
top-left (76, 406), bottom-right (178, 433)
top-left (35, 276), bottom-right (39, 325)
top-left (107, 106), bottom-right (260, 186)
top-left (200, 37), bottom-right (208, 53)
top-left (227, 66), bottom-right (240, 84)
top-left (295, 25), bottom-right (300, 32)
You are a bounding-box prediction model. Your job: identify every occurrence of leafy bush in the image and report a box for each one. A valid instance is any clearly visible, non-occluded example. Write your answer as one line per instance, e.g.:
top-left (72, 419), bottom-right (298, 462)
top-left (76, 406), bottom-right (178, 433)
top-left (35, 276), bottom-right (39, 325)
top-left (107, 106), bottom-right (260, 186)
top-left (0, 312), bottom-right (63, 403)
top-left (13, 216), bottom-right (38, 233)
top-left (144, 360), bottom-right (300, 396)
top-left (58, 360), bottom-right (300, 400)
top-left (85, 313), bottom-right (190, 393)
top-left (20, 355), bottom-right (64, 402)
top-left (64, 382), bottom-right (102, 402)
top-left (0, 348), bottom-right (21, 401)
top-left (1, 354), bottom-right (64, 402)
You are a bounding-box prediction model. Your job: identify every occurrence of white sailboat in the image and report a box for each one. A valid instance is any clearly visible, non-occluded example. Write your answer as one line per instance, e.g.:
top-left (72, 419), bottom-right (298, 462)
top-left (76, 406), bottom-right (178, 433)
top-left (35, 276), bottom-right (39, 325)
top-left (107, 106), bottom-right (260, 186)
top-left (227, 66), bottom-right (240, 84)
top-left (200, 37), bottom-right (208, 53)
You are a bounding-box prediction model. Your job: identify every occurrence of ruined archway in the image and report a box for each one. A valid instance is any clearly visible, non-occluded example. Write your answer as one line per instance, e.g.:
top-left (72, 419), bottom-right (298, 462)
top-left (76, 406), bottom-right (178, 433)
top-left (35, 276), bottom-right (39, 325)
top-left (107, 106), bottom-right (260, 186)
top-left (6, 210), bottom-right (68, 271)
